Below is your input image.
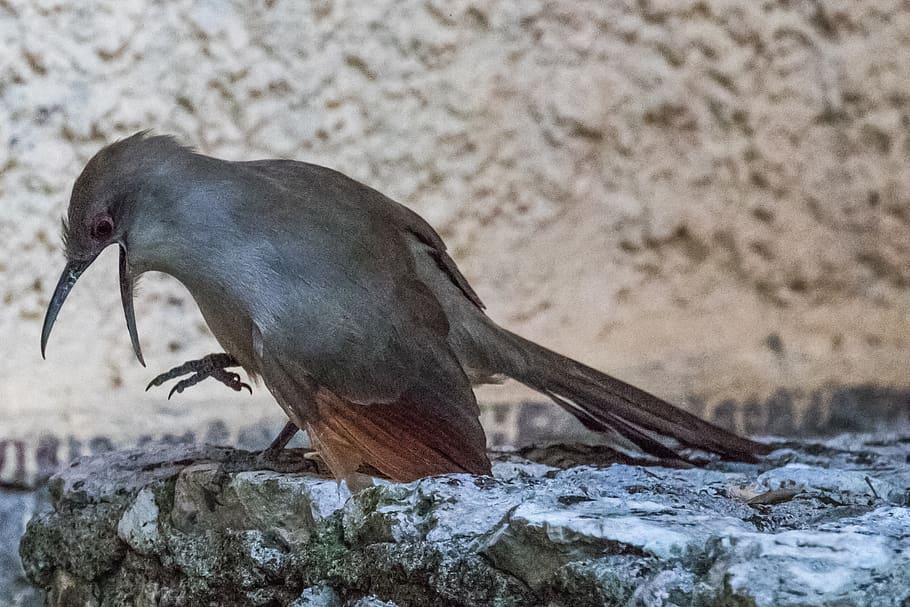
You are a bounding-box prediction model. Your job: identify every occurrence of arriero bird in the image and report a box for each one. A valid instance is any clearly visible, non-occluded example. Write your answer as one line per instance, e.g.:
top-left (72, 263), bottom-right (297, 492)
top-left (41, 132), bottom-right (769, 484)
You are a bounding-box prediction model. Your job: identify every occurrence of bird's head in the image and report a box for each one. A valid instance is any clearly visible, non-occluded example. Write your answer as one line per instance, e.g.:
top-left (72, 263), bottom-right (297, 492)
top-left (41, 131), bottom-right (193, 365)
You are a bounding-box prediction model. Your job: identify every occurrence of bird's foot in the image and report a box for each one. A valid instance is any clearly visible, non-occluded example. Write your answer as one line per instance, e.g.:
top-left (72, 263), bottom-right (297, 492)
top-left (253, 421), bottom-right (311, 472)
top-left (250, 422), bottom-right (380, 485)
top-left (146, 352), bottom-right (252, 399)
top-left (253, 448), bottom-right (320, 474)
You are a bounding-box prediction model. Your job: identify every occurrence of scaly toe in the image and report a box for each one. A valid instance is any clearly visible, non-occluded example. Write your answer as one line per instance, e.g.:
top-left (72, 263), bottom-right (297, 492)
top-left (255, 448), bottom-right (318, 474)
top-left (166, 374), bottom-right (203, 400)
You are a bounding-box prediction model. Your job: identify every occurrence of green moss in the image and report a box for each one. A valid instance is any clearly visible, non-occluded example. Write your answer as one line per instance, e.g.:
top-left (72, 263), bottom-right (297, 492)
top-left (150, 477), bottom-right (177, 519)
top-left (20, 502), bottom-right (127, 587)
top-left (541, 558), bottom-right (645, 607)
top-left (693, 575), bottom-right (759, 607)
top-left (339, 540), bottom-right (533, 607)
top-left (296, 515), bottom-right (350, 583)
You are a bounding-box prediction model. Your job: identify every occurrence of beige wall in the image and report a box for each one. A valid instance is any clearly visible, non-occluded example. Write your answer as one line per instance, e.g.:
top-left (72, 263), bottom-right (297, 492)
top-left (2, 1), bottom-right (909, 469)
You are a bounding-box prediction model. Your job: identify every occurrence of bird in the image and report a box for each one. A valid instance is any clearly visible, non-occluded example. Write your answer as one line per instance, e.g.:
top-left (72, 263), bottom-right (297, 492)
top-left (41, 131), bottom-right (770, 485)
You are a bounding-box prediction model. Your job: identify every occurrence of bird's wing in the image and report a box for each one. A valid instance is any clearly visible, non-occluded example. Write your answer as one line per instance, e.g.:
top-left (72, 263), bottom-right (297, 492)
top-left (238, 160), bottom-right (491, 479)
top-left (251, 277), bottom-right (491, 480)
top-left (255, 325), bottom-right (491, 481)
top-left (241, 158), bottom-right (484, 308)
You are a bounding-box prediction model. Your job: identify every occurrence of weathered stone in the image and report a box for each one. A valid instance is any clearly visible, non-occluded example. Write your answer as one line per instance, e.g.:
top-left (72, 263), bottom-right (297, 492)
top-left (45, 569), bottom-right (98, 607)
top-left (0, 489), bottom-right (47, 607)
top-left (290, 584), bottom-right (341, 607)
top-left (349, 597), bottom-right (399, 607)
top-left (18, 436), bottom-right (910, 606)
top-left (117, 487), bottom-right (160, 556)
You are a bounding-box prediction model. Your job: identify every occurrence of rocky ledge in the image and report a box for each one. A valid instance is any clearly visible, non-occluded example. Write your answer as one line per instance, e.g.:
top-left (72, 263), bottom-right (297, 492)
top-left (19, 436), bottom-right (910, 607)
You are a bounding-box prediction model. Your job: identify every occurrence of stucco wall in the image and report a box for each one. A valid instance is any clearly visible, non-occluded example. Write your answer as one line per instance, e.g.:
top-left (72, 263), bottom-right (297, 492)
top-left (2, 0), bottom-right (909, 466)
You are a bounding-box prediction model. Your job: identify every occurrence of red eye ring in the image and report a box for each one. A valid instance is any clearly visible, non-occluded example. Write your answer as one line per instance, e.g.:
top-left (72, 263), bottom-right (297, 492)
top-left (91, 215), bottom-right (114, 241)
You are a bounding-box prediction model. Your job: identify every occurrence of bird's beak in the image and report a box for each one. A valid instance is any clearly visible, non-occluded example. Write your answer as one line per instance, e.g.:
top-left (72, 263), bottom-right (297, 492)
top-left (41, 244), bottom-right (146, 366)
top-left (118, 244), bottom-right (145, 366)
top-left (41, 256), bottom-right (92, 360)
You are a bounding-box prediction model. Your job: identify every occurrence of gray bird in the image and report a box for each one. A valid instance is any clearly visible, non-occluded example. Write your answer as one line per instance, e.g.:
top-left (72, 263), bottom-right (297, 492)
top-left (41, 132), bottom-right (769, 483)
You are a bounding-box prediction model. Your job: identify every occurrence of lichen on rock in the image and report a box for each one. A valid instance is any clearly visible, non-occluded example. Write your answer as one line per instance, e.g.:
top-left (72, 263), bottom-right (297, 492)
top-left (19, 436), bottom-right (910, 606)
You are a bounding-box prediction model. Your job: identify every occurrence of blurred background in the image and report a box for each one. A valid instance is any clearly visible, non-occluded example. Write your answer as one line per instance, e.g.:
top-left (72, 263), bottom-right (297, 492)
top-left (2, 1), bottom-right (910, 601)
top-left (2, 0), bottom-right (910, 487)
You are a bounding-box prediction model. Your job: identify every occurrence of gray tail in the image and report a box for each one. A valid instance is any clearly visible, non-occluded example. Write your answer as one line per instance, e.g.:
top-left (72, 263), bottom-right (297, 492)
top-left (496, 329), bottom-right (771, 463)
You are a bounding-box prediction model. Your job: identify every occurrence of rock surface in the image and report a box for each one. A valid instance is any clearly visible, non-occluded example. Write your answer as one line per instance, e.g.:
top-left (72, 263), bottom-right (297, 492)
top-left (0, 489), bottom-right (47, 607)
top-left (20, 436), bottom-right (910, 606)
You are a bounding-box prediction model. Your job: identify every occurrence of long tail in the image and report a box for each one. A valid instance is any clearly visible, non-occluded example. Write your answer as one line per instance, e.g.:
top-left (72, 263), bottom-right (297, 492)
top-left (494, 329), bottom-right (771, 463)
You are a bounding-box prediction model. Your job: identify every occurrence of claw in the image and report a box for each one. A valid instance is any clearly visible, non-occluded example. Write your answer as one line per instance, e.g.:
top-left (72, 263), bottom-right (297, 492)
top-left (147, 353), bottom-right (251, 399)
top-left (146, 365), bottom-right (191, 391)
top-left (166, 372), bottom-right (206, 400)
top-left (211, 369), bottom-right (252, 394)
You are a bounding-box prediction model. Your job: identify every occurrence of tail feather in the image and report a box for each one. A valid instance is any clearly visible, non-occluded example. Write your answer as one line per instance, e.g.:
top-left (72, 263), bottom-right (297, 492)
top-left (498, 330), bottom-right (771, 463)
top-left (310, 387), bottom-right (492, 483)
top-left (542, 389), bottom-right (684, 460)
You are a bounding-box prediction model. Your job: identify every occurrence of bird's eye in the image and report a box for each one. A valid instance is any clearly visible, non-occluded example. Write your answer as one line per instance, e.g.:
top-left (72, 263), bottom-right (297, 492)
top-left (91, 215), bottom-right (114, 241)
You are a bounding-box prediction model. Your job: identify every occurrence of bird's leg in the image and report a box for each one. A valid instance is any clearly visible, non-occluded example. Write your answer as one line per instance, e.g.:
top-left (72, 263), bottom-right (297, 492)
top-left (260, 420), bottom-right (301, 460)
top-left (148, 356), bottom-right (307, 470)
top-left (146, 352), bottom-right (252, 400)
top-left (254, 421), bottom-right (320, 473)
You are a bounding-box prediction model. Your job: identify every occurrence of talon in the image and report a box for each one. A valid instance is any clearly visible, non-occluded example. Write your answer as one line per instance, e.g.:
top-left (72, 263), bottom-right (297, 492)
top-left (211, 369), bottom-right (253, 395)
top-left (228, 374), bottom-right (253, 394)
top-left (146, 353), bottom-right (247, 398)
top-left (146, 374), bottom-right (171, 392)
top-left (147, 371), bottom-right (182, 391)
top-left (145, 357), bottom-right (213, 391)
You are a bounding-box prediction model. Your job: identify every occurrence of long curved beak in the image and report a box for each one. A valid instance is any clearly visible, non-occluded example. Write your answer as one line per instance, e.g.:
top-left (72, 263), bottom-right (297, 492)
top-left (41, 257), bottom-right (92, 360)
top-left (118, 245), bottom-right (145, 366)
top-left (40, 245), bottom-right (146, 366)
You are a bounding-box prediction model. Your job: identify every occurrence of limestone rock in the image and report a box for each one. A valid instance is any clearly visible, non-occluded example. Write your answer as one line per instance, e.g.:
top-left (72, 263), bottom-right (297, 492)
top-left (0, 489), bottom-right (47, 607)
top-left (291, 585), bottom-right (342, 607)
top-left (19, 435), bottom-right (910, 606)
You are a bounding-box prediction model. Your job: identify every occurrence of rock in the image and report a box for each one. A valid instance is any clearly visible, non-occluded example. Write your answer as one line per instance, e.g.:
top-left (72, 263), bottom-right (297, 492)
top-left (0, 489), bottom-right (47, 607)
top-left (291, 584), bottom-right (342, 607)
top-left (349, 597), bottom-right (400, 607)
top-left (116, 487), bottom-right (160, 556)
top-left (19, 435), bottom-right (910, 606)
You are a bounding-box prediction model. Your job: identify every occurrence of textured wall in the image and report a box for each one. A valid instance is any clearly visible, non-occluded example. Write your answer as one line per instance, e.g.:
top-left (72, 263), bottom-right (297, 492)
top-left (2, 0), bottom-right (910, 457)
